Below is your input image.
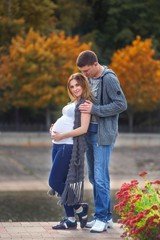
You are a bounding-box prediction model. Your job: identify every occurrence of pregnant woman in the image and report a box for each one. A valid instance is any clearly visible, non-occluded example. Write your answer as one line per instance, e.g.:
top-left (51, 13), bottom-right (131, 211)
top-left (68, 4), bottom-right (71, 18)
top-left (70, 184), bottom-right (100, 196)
top-left (48, 72), bottom-right (92, 230)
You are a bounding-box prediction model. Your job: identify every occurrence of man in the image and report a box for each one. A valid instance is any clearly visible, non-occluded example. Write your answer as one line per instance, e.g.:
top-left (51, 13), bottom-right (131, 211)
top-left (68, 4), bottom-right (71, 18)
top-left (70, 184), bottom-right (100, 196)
top-left (76, 50), bottom-right (127, 233)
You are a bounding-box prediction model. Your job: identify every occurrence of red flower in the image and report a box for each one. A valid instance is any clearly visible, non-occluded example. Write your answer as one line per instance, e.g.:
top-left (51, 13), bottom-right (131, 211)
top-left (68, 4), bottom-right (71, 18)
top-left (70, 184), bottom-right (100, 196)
top-left (114, 172), bottom-right (160, 239)
top-left (131, 179), bottom-right (139, 186)
top-left (150, 180), bottom-right (160, 185)
top-left (152, 205), bottom-right (158, 210)
top-left (144, 209), bottom-right (150, 215)
top-left (139, 171), bottom-right (148, 177)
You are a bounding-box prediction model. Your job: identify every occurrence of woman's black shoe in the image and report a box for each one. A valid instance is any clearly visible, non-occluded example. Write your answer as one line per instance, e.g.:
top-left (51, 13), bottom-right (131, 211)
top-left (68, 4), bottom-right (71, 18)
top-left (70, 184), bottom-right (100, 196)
top-left (52, 218), bottom-right (77, 230)
top-left (76, 203), bottom-right (89, 228)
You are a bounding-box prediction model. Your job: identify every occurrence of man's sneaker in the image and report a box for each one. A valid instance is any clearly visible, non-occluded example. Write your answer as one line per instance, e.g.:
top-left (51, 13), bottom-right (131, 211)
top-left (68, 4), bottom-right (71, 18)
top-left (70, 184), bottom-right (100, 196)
top-left (90, 220), bottom-right (106, 233)
top-left (52, 218), bottom-right (77, 230)
top-left (85, 218), bottom-right (113, 229)
top-left (85, 220), bottom-right (95, 228)
top-left (106, 218), bottom-right (113, 228)
top-left (76, 203), bottom-right (89, 228)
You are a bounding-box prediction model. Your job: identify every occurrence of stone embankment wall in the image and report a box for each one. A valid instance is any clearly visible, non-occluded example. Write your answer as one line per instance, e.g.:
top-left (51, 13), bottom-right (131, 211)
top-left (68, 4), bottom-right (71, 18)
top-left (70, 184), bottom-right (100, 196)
top-left (0, 132), bottom-right (160, 147)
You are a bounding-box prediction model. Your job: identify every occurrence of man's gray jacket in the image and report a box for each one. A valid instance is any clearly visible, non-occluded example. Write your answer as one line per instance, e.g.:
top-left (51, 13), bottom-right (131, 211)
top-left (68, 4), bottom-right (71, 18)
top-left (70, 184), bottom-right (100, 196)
top-left (91, 66), bottom-right (127, 145)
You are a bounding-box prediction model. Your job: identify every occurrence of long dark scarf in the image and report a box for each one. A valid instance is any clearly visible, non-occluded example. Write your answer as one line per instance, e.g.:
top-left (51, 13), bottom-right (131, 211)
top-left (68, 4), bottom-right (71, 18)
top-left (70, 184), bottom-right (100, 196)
top-left (59, 98), bottom-right (87, 206)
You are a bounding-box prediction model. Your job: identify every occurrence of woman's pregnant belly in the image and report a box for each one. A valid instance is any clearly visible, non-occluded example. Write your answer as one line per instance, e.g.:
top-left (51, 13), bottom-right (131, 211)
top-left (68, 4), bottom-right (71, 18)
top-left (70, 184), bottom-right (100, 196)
top-left (51, 115), bottom-right (74, 144)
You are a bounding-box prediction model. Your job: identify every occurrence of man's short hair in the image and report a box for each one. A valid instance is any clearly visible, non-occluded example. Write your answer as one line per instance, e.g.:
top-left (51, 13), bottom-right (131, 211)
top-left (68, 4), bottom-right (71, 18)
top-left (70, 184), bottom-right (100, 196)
top-left (76, 50), bottom-right (98, 67)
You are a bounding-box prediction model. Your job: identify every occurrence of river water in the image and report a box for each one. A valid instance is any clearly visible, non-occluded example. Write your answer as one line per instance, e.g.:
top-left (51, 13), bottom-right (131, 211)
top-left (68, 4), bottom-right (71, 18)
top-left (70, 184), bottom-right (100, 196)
top-left (0, 189), bottom-right (119, 222)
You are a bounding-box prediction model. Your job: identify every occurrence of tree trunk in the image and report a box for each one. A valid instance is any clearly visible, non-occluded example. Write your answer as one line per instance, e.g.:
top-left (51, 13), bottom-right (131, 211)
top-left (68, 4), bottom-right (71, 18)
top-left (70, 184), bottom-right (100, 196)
top-left (14, 108), bottom-right (19, 131)
top-left (5, 0), bottom-right (12, 17)
top-left (127, 111), bottom-right (134, 133)
top-left (46, 108), bottom-right (51, 130)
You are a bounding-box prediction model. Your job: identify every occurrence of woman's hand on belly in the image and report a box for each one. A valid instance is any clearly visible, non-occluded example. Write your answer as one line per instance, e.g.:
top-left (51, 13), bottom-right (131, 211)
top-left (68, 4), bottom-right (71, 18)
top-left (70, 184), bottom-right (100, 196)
top-left (49, 124), bottom-right (54, 135)
top-left (51, 131), bottom-right (63, 141)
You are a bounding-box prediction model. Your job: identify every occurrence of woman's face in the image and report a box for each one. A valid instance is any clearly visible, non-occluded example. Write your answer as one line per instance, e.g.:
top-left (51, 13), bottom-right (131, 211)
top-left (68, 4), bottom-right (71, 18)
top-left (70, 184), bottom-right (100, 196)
top-left (69, 79), bottom-right (83, 100)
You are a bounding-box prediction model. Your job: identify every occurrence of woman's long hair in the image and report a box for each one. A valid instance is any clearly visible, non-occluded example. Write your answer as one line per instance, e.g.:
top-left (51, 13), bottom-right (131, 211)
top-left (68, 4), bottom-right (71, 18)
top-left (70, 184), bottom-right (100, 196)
top-left (67, 72), bottom-right (93, 101)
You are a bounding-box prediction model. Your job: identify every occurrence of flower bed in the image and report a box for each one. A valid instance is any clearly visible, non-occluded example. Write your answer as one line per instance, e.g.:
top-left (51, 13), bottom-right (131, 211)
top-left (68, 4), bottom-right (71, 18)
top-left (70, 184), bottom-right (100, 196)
top-left (114, 172), bottom-right (160, 240)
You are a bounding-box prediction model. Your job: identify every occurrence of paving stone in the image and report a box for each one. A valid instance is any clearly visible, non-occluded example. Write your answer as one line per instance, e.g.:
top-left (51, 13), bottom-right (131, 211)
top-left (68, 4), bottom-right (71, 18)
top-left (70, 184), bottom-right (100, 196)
top-left (0, 222), bottom-right (124, 240)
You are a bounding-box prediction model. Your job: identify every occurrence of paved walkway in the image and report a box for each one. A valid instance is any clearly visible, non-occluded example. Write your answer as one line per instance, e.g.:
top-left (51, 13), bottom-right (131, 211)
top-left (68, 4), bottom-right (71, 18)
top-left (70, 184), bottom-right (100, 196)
top-left (0, 222), bottom-right (123, 240)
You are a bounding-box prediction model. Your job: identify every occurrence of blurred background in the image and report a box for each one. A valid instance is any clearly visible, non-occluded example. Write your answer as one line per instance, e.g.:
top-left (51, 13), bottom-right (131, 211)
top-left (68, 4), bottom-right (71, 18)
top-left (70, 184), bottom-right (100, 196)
top-left (0, 0), bottom-right (160, 222)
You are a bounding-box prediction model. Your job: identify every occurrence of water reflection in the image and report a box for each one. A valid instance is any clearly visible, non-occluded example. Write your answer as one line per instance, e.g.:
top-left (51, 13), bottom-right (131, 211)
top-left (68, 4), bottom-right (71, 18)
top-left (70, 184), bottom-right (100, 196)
top-left (0, 189), bottom-right (119, 222)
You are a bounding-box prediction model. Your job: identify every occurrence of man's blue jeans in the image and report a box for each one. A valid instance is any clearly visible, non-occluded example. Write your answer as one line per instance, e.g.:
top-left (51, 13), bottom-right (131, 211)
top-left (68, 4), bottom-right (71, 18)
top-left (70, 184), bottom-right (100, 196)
top-left (86, 132), bottom-right (113, 222)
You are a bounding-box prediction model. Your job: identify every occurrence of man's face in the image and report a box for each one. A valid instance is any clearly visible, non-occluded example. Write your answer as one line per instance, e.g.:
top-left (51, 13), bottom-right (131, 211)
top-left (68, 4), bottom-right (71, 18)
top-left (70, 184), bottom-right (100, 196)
top-left (78, 63), bottom-right (97, 78)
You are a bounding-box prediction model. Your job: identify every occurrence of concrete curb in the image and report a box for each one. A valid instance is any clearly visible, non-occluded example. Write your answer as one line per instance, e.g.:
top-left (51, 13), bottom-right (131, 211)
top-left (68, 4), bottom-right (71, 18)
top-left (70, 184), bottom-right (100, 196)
top-left (0, 132), bottom-right (160, 147)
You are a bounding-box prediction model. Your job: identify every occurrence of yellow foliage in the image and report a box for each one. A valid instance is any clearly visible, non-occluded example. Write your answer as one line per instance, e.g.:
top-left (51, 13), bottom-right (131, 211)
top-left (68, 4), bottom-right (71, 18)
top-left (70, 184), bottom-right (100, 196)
top-left (109, 36), bottom-right (160, 112)
top-left (0, 28), bottom-right (91, 109)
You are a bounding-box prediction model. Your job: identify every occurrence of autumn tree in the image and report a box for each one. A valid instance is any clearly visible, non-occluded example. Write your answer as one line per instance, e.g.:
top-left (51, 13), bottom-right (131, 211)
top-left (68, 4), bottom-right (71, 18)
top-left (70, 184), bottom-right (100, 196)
top-left (109, 36), bottom-right (160, 131)
top-left (0, 29), bottom-right (91, 128)
top-left (0, 16), bottom-right (25, 54)
top-left (0, 0), bottom-right (57, 55)
top-left (0, 0), bottom-right (57, 33)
